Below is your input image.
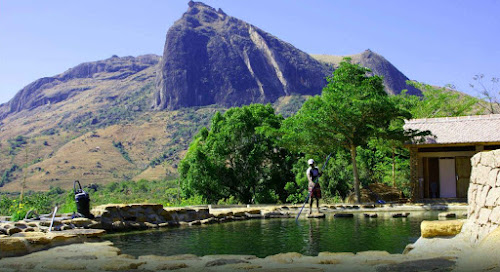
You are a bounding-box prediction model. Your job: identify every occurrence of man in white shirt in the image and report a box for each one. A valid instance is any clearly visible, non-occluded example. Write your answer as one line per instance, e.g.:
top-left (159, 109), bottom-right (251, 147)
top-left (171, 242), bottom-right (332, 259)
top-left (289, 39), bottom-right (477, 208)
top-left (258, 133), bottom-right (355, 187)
top-left (307, 159), bottom-right (322, 214)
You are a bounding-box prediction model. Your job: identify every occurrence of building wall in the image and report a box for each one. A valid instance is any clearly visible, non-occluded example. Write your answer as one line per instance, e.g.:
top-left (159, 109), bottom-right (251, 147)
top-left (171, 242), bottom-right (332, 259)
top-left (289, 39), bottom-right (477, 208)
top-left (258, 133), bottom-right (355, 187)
top-left (463, 149), bottom-right (500, 243)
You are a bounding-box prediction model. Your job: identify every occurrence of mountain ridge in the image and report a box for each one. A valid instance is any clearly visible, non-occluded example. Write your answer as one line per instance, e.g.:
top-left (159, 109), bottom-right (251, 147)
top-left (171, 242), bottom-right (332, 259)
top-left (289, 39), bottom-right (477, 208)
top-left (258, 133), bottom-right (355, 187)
top-left (0, 54), bottom-right (160, 120)
top-left (0, 1), bottom-right (427, 191)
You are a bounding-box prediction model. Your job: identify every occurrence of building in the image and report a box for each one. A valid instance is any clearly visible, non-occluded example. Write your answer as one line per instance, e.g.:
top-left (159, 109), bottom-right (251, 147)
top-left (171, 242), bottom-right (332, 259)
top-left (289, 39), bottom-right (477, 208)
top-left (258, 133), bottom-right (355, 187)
top-left (404, 114), bottom-right (500, 200)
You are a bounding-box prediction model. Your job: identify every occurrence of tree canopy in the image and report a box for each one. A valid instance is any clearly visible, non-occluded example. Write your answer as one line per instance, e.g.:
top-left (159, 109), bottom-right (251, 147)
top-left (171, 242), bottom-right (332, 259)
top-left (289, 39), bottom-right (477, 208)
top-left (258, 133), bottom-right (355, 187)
top-left (281, 59), bottom-right (411, 203)
top-left (179, 104), bottom-right (295, 204)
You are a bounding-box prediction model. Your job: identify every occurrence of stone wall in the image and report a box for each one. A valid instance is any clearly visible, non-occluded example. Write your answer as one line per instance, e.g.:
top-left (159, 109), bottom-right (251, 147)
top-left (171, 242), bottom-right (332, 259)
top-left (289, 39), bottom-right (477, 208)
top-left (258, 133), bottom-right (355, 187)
top-left (91, 204), bottom-right (211, 231)
top-left (464, 149), bottom-right (500, 243)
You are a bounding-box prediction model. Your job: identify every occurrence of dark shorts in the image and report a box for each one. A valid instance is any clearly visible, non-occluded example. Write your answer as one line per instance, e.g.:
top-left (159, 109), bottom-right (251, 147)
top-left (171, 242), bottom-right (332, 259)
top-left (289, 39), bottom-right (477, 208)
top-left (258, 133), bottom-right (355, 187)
top-left (310, 186), bottom-right (322, 199)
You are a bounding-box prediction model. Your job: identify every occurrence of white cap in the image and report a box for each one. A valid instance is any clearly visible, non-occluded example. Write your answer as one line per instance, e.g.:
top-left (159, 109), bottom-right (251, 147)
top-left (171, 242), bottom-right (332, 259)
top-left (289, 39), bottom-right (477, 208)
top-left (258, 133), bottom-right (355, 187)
top-left (308, 159), bottom-right (314, 165)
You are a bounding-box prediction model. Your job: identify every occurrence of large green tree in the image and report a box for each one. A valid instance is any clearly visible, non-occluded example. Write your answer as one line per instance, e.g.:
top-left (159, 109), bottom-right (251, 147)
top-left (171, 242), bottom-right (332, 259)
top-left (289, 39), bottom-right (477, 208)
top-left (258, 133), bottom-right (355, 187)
top-left (282, 59), bottom-right (410, 203)
top-left (179, 104), bottom-right (295, 204)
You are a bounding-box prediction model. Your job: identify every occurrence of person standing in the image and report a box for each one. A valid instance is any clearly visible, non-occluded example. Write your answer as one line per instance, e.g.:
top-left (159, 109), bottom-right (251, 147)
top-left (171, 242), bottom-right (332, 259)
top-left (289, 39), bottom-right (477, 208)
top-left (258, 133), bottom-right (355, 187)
top-left (307, 159), bottom-right (322, 214)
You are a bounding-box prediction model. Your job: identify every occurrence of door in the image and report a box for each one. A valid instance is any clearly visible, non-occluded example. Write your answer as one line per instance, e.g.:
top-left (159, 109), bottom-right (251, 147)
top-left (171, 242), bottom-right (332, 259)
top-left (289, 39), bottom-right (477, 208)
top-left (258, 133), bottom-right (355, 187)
top-left (439, 158), bottom-right (456, 198)
top-left (456, 157), bottom-right (471, 198)
top-left (427, 158), bottom-right (440, 198)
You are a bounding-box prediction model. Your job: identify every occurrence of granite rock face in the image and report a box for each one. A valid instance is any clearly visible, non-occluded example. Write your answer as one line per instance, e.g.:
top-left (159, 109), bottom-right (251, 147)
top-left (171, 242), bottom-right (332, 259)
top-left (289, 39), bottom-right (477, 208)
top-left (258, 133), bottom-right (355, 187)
top-left (312, 50), bottom-right (422, 96)
top-left (154, 1), bottom-right (329, 110)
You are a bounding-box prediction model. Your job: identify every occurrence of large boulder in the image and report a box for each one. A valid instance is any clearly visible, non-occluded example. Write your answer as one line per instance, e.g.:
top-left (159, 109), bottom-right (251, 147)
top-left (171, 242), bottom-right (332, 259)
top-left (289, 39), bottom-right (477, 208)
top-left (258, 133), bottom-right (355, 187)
top-left (421, 220), bottom-right (465, 238)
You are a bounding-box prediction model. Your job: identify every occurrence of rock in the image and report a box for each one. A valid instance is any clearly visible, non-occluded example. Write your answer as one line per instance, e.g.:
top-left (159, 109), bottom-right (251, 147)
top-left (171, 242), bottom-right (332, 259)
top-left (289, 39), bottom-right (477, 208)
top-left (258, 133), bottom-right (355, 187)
top-left (200, 217), bottom-right (217, 224)
top-left (356, 250), bottom-right (391, 258)
top-left (23, 227), bottom-right (37, 232)
top-left (144, 222), bottom-right (159, 228)
top-left (63, 217), bottom-right (93, 228)
top-left (138, 254), bottom-right (200, 261)
top-left (334, 213), bottom-right (354, 218)
top-left (0, 237), bottom-right (29, 257)
top-left (402, 243), bottom-right (414, 254)
top-left (265, 252), bottom-right (303, 264)
top-left (232, 211), bottom-right (247, 217)
top-left (7, 227), bottom-right (22, 235)
top-left (318, 252), bottom-right (355, 258)
top-left (61, 225), bottom-right (74, 230)
top-left (58, 228), bottom-right (106, 238)
top-left (13, 222), bottom-right (27, 229)
top-left (211, 211), bottom-right (233, 219)
top-left (307, 213), bottom-right (326, 218)
top-left (111, 221), bottom-right (126, 230)
top-left (481, 151), bottom-right (496, 168)
top-left (421, 220), bottom-right (465, 238)
top-left (188, 220), bottom-right (201, 226)
top-left (376, 258), bottom-right (455, 272)
top-left (154, 2), bottom-right (328, 110)
top-left (246, 213), bottom-right (263, 219)
top-left (88, 222), bottom-right (102, 229)
top-left (364, 213), bottom-right (378, 218)
top-left (477, 208), bottom-right (492, 225)
top-left (155, 263), bottom-right (189, 270)
top-left (438, 212), bottom-right (457, 219)
top-left (392, 213), bottom-right (410, 218)
top-left (205, 258), bottom-right (249, 267)
top-left (263, 212), bottom-right (290, 218)
top-left (99, 260), bottom-right (146, 271)
top-left (42, 262), bottom-right (87, 270)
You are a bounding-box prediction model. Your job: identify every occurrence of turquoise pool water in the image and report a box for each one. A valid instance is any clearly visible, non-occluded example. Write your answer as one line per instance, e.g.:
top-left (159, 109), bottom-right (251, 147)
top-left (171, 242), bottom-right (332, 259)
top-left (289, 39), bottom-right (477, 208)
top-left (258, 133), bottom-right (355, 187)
top-left (104, 211), bottom-right (444, 257)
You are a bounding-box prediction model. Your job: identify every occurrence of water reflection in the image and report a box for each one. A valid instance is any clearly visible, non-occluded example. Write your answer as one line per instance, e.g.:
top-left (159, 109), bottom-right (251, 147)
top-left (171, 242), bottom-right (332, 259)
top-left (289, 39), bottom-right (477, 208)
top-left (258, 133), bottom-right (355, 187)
top-left (105, 211), bottom-right (441, 257)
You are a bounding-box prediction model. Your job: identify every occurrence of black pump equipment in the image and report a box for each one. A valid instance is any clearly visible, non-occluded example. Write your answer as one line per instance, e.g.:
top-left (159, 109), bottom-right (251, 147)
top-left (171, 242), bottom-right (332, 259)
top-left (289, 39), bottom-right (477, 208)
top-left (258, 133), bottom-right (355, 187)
top-left (74, 180), bottom-right (92, 218)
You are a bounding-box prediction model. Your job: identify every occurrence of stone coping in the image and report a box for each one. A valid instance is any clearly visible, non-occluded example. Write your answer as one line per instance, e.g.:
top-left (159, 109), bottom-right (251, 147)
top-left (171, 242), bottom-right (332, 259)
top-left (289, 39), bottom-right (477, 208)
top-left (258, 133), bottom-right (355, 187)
top-left (0, 241), bottom-right (461, 272)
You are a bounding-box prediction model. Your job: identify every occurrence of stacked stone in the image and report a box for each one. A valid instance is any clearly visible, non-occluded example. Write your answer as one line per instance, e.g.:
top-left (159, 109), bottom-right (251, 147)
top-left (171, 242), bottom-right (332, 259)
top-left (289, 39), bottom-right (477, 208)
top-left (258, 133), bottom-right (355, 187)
top-left (466, 149), bottom-right (500, 243)
top-left (0, 218), bottom-right (99, 236)
top-left (91, 204), bottom-right (212, 230)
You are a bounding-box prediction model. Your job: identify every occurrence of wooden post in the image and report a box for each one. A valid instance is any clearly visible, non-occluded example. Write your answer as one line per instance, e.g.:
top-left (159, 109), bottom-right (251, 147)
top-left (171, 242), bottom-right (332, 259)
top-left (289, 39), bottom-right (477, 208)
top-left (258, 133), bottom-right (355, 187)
top-left (410, 147), bottom-right (418, 202)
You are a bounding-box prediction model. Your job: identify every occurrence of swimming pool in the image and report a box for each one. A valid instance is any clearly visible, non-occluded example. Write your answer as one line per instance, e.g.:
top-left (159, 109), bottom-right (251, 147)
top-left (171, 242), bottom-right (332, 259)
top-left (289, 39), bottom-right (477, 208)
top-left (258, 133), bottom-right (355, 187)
top-left (104, 211), bottom-right (448, 257)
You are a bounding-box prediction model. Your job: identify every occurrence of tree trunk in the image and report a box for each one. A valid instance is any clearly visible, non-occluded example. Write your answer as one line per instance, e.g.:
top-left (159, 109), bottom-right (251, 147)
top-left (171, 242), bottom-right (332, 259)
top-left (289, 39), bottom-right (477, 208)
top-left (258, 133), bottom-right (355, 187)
top-left (350, 144), bottom-right (361, 204)
top-left (392, 146), bottom-right (396, 187)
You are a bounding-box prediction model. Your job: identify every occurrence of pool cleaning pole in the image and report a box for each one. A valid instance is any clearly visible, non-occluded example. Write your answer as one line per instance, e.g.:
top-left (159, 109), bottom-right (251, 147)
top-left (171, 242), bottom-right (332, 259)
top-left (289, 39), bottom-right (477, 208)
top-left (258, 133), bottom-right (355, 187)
top-left (295, 154), bottom-right (331, 222)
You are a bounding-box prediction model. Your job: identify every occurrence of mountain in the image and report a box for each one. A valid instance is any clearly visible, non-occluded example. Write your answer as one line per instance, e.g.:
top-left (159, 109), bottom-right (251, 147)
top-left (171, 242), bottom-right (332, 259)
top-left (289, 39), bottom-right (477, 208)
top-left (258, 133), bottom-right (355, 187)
top-left (0, 54), bottom-right (194, 191)
top-left (312, 50), bottom-right (421, 96)
top-left (0, 55), bottom-right (159, 120)
top-left (0, 2), bottom-right (425, 192)
top-left (154, 1), bottom-right (329, 110)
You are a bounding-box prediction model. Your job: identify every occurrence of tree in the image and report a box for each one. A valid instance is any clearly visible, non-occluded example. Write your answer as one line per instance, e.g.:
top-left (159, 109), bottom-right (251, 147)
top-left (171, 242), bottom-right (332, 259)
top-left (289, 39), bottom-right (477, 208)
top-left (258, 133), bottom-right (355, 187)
top-left (469, 74), bottom-right (500, 114)
top-left (282, 59), bottom-right (410, 203)
top-left (179, 104), bottom-right (295, 204)
top-left (395, 81), bottom-right (482, 118)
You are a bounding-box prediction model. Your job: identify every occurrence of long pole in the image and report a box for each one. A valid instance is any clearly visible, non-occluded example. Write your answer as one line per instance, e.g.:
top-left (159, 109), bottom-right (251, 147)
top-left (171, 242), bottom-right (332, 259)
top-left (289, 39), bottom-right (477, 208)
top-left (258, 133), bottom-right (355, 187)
top-left (295, 154), bottom-right (332, 222)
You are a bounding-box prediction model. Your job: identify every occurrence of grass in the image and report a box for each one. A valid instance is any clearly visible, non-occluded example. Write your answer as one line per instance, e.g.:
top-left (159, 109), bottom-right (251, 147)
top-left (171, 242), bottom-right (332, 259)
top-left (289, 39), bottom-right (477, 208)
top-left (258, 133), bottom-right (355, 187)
top-left (0, 178), bottom-right (206, 218)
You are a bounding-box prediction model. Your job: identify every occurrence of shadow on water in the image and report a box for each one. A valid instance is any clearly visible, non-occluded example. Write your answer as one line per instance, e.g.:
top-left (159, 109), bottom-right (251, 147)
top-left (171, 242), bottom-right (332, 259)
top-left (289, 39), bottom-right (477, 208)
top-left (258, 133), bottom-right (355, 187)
top-left (105, 211), bottom-right (444, 258)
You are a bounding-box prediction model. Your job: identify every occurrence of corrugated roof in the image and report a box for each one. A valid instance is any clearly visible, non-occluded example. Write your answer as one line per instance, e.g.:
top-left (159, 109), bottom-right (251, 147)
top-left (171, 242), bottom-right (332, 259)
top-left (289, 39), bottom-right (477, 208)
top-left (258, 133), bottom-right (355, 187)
top-left (404, 114), bottom-right (500, 145)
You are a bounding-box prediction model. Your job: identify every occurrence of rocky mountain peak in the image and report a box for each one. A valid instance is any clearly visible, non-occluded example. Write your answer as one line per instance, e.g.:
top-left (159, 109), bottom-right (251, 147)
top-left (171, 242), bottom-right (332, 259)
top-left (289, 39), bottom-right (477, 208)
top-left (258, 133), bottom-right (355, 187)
top-left (154, 2), bottom-right (329, 110)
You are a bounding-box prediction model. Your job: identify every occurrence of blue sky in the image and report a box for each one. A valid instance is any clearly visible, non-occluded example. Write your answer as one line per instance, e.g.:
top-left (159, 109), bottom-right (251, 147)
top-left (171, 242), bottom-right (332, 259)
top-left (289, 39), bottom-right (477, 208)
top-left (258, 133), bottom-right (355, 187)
top-left (1, 0), bottom-right (499, 104)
